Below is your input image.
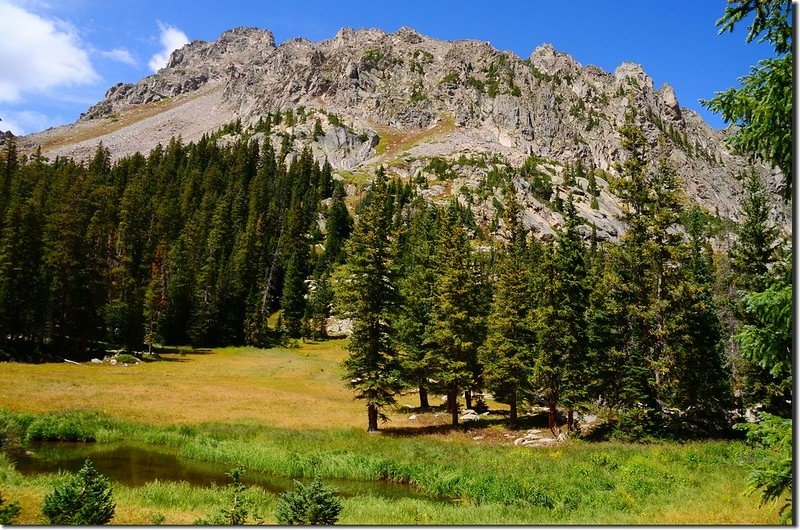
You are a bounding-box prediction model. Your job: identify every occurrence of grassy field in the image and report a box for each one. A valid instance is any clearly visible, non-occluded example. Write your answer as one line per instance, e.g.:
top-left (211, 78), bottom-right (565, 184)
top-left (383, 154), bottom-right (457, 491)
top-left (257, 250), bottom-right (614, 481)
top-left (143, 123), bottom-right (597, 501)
top-left (0, 342), bottom-right (782, 525)
top-left (0, 341), bottom-right (361, 429)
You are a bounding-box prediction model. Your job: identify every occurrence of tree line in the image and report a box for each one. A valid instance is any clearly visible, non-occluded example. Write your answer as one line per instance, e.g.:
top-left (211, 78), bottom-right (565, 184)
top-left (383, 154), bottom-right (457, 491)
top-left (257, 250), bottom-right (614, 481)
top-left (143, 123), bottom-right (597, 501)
top-left (0, 130), bottom-right (355, 356)
top-left (337, 109), bottom-right (788, 437)
top-left (0, 109), bottom-right (787, 439)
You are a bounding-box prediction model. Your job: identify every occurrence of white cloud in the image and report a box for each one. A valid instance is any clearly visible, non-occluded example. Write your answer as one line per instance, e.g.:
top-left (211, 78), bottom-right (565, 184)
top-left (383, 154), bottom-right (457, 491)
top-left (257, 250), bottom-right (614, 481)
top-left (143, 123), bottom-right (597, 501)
top-left (148, 21), bottom-right (189, 73)
top-left (0, 109), bottom-right (61, 135)
top-left (0, 2), bottom-right (99, 103)
top-left (100, 48), bottom-right (137, 66)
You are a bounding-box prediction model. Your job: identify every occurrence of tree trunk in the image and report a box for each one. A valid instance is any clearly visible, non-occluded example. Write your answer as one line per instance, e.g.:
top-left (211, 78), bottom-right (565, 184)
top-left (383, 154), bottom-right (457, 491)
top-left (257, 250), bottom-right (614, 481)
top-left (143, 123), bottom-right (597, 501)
top-left (448, 389), bottom-right (459, 427)
top-left (418, 386), bottom-right (429, 409)
top-left (509, 387), bottom-right (518, 426)
top-left (464, 389), bottom-right (472, 410)
top-left (367, 402), bottom-right (379, 432)
top-left (548, 399), bottom-right (560, 436)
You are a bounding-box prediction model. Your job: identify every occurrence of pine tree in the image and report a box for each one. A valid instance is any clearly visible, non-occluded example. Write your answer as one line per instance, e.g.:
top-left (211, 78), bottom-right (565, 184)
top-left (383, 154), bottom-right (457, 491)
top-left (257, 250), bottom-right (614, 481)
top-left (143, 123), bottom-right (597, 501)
top-left (424, 204), bottom-right (487, 427)
top-left (275, 477), bottom-right (342, 525)
top-left (551, 194), bottom-right (589, 430)
top-left (480, 190), bottom-right (534, 424)
top-left (672, 209), bottom-right (732, 434)
top-left (729, 172), bottom-right (787, 414)
top-left (602, 115), bottom-right (734, 437)
top-left (0, 138), bottom-right (18, 220)
top-left (0, 166), bottom-right (47, 343)
top-left (45, 162), bottom-right (104, 350)
top-left (605, 114), bottom-right (683, 435)
top-left (334, 169), bottom-right (403, 431)
top-left (107, 168), bottom-right (153, 348)
top-left (704, 2), bottom-right (792, 516)
top-left (312, 118), bottom-right (324, 141)
top-left (585, 243), bottom-right (633, 412)
top-left (280, 252), bottom-right (306, 338)
top-left (730, 171), bottom-right (779, 292)
top-left (306, 269), bottom-right (333, 339)
top-left (736, 247), bottom-right (792, 417)
top-left (529, 238), bottom-right (567, 435)
top-left (394, 202), bottom-right (439, 409)
top-left (323, 181), bottom-right (352, 266)
top-left (143, 243), bottom-right (169, 353)
top-left (42, 459), bottom-right (115, 525)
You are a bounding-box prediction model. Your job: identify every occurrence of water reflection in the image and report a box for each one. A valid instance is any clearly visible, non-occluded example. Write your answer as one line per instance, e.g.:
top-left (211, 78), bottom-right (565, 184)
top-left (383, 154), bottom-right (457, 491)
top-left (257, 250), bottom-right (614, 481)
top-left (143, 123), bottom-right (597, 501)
top-left (10, 442), bottom-right (448, 503)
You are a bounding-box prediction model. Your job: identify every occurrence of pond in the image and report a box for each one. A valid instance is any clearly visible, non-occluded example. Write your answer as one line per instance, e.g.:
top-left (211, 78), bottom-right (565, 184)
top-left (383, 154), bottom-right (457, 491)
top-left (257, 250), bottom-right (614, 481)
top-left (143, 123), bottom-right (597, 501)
top-left (8, 442), bottom-right (449, 503)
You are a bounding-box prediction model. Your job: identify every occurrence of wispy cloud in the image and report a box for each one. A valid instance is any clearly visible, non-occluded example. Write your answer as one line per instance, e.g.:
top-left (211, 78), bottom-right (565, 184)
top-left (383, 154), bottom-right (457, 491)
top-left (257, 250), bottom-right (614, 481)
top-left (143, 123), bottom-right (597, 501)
top-left (0, 2), bottom-right (99, 103)
top-left (0, 109), bottom-right (62, 135)
top-left (148, 21), bottom-right (189, 73)
top-left (100, 47), bottom-right (137, 66)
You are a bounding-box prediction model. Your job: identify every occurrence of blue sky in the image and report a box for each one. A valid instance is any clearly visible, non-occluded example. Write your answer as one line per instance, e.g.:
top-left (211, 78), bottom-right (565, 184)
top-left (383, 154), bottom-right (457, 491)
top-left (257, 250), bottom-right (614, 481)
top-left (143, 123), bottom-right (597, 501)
top-left (0, 0), bottom-right (774, 135)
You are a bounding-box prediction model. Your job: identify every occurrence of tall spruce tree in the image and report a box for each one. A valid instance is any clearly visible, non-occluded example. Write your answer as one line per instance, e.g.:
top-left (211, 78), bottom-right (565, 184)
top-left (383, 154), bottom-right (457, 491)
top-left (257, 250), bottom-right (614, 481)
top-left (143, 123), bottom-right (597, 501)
top-left (551, 194), bottom-right (589, 430)
top-left (704, 1), bottom-right (792, 518)
top-left (480, 191), bottom-right (535, 425)
top-left (280, 251), bottom-right (306, 338)
top-left (424, 203), bottom-right (487, 427)
top-left (529, 240), bottom-right (563, 434)
top-left (323, 181), bottom-right (353, 266)
top-left (306, 269), bottom-right (333, 339)
top-left (586, 243), bottom-right (633, 412)
top-left (394, 202), bottom-right (439, 409)
top-left (606, 114), bottom-right (685, 435)
top-left (334, 169), bottom-right (402, 431)
top-left (672, 208), bottom-right (732, 434)
top-left (730, 171), bottom-right (780, 292)
top-left (729, 172), bottom-right (787, 414)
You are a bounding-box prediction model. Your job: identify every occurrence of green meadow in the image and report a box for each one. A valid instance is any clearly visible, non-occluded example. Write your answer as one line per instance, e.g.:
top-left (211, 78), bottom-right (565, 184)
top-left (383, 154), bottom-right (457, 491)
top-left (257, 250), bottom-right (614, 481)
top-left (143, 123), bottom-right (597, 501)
top-left (0, 344), bottom-right (780, 524)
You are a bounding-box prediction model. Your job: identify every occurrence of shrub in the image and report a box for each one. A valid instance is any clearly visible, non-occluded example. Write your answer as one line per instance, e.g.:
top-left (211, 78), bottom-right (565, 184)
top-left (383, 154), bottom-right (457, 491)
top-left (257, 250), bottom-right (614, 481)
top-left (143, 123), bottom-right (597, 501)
top-left (25, 411), bottom-right (109, 442)
top-left (313, 119), bottom-right (324, 141)
top-left (275, 476), bottom-right (342, 525)
top-left (0, 492), bottom-right (21, 525)
top-left (195, 467), bottom-right (263, 525)
top-left (42, 459), bottom-right (115, 525)
top-left (114, 353), bottom-right (139, 364)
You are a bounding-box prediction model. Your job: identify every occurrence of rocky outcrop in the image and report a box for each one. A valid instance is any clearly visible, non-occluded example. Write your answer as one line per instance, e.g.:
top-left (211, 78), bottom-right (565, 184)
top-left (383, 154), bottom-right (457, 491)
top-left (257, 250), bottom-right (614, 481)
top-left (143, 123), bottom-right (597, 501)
top-left (82, 27), bottom-right (276, 120)
top-left (0, 130), bottom-right (13, 145)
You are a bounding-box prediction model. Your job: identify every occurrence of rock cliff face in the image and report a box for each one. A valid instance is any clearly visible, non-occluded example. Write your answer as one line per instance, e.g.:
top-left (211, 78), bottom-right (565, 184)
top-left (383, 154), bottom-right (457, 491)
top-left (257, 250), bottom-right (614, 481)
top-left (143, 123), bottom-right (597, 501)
top-left (22, 26), bottom-right (789, 240)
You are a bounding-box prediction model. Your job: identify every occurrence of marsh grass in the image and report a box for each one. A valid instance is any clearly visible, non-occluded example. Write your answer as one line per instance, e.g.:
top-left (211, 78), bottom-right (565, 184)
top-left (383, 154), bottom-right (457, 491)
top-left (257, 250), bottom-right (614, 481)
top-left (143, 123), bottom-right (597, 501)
top-left (0, 410), bottom-right (779, 524)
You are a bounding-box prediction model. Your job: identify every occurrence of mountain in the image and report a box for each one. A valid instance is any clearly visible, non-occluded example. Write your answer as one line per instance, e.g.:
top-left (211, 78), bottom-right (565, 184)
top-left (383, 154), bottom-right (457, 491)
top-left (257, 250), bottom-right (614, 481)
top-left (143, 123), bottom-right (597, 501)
top-left (18, 26), bottom-right (789, 241)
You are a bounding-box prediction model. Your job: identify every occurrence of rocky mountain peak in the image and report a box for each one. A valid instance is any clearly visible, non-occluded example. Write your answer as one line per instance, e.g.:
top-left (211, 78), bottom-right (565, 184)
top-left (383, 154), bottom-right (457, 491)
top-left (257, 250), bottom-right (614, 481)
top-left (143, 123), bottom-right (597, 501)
top-left (21, 25), bottom-right (789, 242)
top-left (395, 26), bottom-right (425, 44)
top-left (614, 62), bottom-right (653, 90)
top-left (530, 43), bottom-right (581, 75)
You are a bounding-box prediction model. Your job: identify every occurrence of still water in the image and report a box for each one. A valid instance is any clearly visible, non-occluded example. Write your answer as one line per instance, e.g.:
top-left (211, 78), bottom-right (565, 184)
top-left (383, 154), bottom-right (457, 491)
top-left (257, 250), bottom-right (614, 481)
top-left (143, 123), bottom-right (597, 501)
top-left (9, 442), bottom-right (447, 502)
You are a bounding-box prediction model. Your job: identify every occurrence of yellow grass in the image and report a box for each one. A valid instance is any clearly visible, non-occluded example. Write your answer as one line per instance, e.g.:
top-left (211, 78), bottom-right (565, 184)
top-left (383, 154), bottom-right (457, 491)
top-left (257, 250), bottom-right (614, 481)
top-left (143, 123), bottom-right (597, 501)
top-left (0, 341), bottom-right (363, 429)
